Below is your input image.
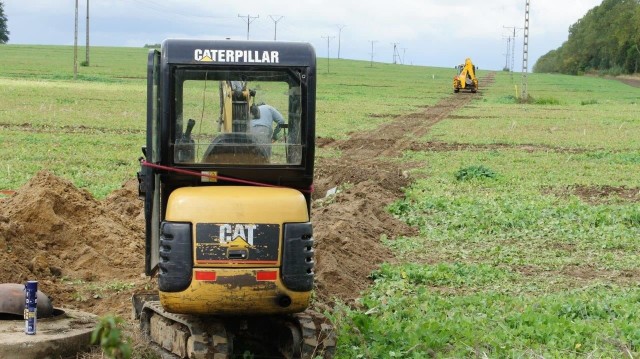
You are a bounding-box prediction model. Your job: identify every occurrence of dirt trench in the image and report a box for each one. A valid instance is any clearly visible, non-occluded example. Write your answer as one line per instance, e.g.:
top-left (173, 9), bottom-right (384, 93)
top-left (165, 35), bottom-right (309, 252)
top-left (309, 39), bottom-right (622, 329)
top-left (310, 73), bottom-right (495, 306)
top-left (0, 74), bottom-right (493, 317)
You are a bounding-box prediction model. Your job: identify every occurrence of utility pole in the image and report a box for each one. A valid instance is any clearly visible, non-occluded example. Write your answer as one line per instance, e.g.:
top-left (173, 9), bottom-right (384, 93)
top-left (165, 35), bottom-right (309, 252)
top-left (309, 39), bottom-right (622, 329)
top-left (74, 0), bottom-right (78, 80)
top-left (321, 35), bottom-right (335, 74)
top-left (369, 40), bottom-right (377, 67)
top-left (85, 0), bottom-right (89, 66)
top-left (392, 42), bottom-right (400, 64)
top-left (337, 24), bottom-right (346, 59)
top-left (511, 32), bottom-right (516, 72)
top-left (401, 48), bottom-right (407, 65)
top-left (503, 25), bottom-right (523, 72)
top-left (269, 15), bottom-right (283, 41)
top-left (238, 14), bottom-right (259, 40)
top-left (503, 35), bottom-right (511, 70)
top-left (521, 0), bottom-right (530, 101)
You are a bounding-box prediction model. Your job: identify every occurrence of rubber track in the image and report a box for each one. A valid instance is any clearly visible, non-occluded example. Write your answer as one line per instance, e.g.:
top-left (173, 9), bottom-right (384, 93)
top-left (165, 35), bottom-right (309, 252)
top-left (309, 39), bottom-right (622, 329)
top-left (142, 301), bottom-right (229, 359)
top-left (142, 301), bottom-right (335, 358)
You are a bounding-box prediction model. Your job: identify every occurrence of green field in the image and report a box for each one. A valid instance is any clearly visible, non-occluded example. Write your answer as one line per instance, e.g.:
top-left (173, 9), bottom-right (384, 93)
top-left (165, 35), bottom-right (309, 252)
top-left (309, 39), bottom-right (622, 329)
top-left (2, 45), bottom-right (640, 358)
top-left (332, 71), bottom-right (640, 357)
top-left (0, 45), bottom-right (457, 197)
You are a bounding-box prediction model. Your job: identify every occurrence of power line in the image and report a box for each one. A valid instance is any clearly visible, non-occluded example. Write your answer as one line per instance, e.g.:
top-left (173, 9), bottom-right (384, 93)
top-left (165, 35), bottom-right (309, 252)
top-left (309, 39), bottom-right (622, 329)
top-left (238, 14), bottom-right (259, 40)
top-left (269, 15), bottom-right (284, 41)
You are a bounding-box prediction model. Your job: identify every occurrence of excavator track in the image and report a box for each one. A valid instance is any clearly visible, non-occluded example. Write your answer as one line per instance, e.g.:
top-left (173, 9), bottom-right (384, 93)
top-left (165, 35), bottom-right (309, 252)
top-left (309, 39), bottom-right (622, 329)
top-left (135, 297), bottom-right (335, 359)
top-left (140, 301), bottom-right (229, 358)
top-left (296, 309), bottom-right (336, 358)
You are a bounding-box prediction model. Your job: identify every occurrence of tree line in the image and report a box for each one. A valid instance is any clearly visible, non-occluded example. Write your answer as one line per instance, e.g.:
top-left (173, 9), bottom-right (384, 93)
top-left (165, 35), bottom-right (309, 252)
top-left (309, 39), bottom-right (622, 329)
top-left (534, 0), bottom-right (640, 75)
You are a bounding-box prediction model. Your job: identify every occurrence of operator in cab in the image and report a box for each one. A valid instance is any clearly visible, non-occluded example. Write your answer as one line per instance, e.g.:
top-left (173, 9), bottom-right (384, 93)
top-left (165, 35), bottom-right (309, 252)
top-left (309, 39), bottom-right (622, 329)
top-left (250, 103), bottom-right (285, 155)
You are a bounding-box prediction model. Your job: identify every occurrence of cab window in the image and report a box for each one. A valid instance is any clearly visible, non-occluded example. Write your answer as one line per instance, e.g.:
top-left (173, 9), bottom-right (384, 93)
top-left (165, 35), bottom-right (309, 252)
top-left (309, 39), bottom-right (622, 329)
top-left (172, 69), bottom-right (303, 166)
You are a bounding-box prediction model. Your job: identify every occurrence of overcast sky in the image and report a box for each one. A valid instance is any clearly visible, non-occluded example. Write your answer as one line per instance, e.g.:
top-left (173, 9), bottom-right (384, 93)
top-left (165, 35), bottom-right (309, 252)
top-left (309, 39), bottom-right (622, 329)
top-left (4, 0), bottom-right (602, 70)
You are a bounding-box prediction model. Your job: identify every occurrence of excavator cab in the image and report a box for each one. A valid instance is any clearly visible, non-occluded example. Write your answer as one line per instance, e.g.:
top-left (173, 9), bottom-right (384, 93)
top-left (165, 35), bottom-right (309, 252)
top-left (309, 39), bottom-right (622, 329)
top-left (135, 39), bottom-right (333, 358)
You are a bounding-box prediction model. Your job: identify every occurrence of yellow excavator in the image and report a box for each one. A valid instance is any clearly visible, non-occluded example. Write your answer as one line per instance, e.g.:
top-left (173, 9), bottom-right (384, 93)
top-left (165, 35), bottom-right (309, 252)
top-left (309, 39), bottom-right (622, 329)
top-left (133, 39), bottom-right (335, 358)
top-left (453, 58), bottom-right (478, 93)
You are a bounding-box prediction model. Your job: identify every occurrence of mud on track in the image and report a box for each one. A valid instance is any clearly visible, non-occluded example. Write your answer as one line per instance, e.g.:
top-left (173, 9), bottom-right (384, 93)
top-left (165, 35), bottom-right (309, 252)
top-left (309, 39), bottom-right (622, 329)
top-left (0, 74), bottom-right (494, 318)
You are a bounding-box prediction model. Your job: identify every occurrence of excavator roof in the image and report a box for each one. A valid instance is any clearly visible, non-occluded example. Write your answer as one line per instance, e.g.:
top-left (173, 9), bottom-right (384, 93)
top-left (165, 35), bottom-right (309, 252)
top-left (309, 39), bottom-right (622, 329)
top-left (161, 39), bottom-right (316, 67)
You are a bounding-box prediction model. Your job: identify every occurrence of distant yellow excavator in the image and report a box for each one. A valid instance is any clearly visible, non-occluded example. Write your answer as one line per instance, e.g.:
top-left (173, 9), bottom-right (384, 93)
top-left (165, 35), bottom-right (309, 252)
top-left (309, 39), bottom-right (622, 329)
top-left (453, 58), bottom-right (478, 93)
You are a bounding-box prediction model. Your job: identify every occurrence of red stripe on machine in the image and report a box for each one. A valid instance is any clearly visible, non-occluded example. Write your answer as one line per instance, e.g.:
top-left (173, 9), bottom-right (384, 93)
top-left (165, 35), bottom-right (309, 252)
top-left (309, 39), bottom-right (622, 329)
top-left (195, 271), bottom-right (217, 281)
top-left (256, 271), bottom-right (278, 281)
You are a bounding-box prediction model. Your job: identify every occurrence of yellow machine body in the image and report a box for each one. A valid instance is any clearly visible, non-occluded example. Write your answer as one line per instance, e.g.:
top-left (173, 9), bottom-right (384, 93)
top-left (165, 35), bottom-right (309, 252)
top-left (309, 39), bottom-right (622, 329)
top-left (159, 186), bottom-right (311, 316)
top-left (453, 58), bottom-right (479, 93)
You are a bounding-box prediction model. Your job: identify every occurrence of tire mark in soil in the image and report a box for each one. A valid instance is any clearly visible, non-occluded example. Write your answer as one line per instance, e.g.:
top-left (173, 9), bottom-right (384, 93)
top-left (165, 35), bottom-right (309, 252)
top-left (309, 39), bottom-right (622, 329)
top-left (408, 141), bottom-right (591, 154)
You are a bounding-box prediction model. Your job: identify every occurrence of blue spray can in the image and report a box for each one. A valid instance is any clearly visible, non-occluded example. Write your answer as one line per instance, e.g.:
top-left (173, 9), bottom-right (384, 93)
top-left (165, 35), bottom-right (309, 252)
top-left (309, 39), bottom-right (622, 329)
top-left (24, 281), bottom-right (37, 335)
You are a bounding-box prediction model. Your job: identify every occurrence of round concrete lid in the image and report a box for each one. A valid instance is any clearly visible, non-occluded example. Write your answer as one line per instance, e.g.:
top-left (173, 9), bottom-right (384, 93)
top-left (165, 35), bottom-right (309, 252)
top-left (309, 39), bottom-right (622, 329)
top-left (0, 308), bottom-right (97, 359)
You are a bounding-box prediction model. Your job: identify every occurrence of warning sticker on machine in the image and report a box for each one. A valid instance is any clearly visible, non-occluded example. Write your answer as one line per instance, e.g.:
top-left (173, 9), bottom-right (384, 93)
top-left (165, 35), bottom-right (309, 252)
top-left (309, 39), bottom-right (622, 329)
top-left (195, 223), bottom-right (280, 263)
top-left (194, 49), bottom-right (280, 63)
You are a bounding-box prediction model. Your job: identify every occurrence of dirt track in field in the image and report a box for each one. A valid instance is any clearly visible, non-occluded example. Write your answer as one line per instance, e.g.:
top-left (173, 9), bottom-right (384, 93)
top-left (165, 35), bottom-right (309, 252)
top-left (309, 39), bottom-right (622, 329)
top-left (310, 74), bottom-right (495, 307)
top-left (0, 72), bottom-right (493, 317)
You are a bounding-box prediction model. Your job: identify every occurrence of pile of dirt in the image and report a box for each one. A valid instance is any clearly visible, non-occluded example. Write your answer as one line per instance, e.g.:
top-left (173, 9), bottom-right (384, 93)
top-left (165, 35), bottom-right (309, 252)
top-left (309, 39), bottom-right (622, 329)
top-left (0, 171), bottom-right (146, 317)
top-left (312, 180), bottom-right (416, 307)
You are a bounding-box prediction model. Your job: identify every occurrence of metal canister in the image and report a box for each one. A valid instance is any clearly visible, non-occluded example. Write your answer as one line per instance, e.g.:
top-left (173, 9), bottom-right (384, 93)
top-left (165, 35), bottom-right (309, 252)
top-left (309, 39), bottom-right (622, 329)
top-left (24, 281), bottom-right (38, 335)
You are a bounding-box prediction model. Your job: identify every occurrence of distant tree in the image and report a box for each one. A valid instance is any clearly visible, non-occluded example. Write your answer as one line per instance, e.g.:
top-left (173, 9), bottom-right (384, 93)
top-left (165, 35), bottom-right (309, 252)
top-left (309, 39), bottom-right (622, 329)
top-left (0, 1), bottom-right (8, 44)
top-left (534, 0), bottom-right (640, 75)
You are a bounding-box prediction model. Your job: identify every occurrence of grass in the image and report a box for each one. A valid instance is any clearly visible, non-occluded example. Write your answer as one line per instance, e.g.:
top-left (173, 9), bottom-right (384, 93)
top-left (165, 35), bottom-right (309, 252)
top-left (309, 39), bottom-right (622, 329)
top-left (330, 70), bottom-right (640, 358)
top-left (0, 44), bottom-right (460, 197)
top-left (427, 72), bottom-right (640, 150)
top-left (0, 46), bottom-right (147, 197)
top-left (3, 44), bottom-right (640, 358)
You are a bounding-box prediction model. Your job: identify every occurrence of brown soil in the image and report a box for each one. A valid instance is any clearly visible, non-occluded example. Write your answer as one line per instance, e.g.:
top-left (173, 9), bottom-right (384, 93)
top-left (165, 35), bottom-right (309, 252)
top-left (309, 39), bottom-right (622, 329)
top-left (0, 172), bottom-right (147, 318)
top-left (614, 75), bottom-right (640, 88)
top-left (544, 184), bottom-right (640, 204)
top-left (408, 141), bottom-right (589, 154)
top-left (0, 73), bottom-right (494, 319)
